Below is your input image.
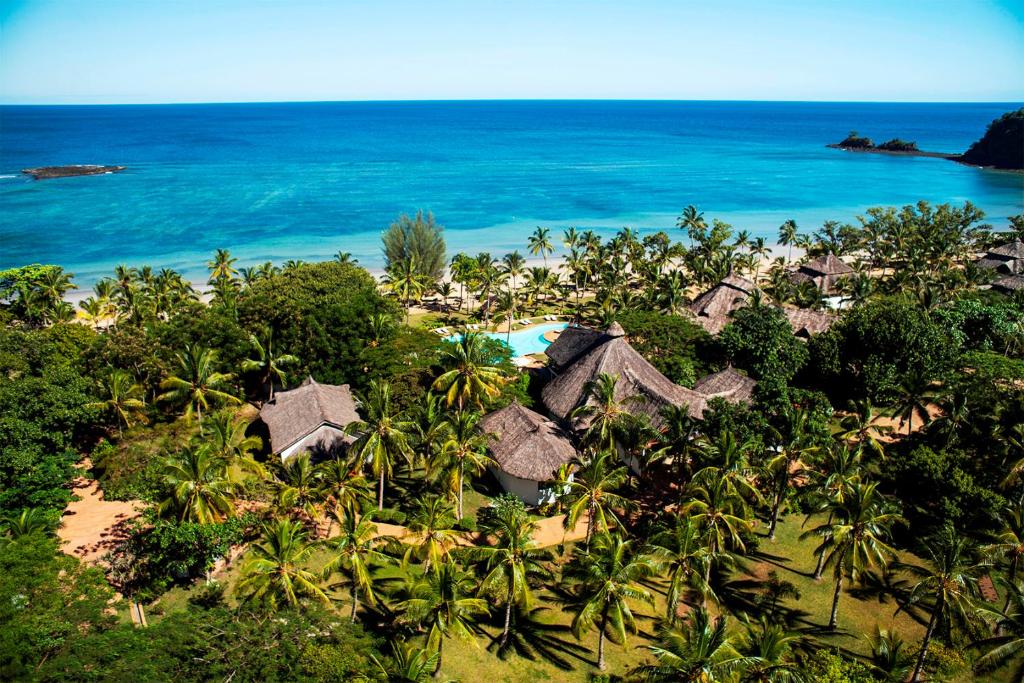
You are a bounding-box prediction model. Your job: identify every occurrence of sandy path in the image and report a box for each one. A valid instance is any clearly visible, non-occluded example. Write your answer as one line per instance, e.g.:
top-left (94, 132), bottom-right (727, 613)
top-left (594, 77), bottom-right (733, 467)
top-left (58, 461), bottom-right (143, 564)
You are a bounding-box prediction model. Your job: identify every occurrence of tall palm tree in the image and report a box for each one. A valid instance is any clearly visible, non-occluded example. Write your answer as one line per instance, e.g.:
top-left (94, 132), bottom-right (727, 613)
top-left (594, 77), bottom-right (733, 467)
top-left (403, 496), bottom-right (461, 574)
top-left (397, 560), bottom-right (489, 677)
top-left (323, 510), bottom-right (390, 622)
top-left (899, 525), bottom-right (984, 683)
top-left (500, 251), bottom-right (526, 294)
top-left (890, 370), bottom-right (937, 436)
top-left (237, 519), bottom-right (329, 609)
top-left (437, 409), bottom-right (493, 519)
top-left (158, 446), bottom-right (236, 523)
top-left (973, 579), bottom-right (1024, 681)
top-left (433, 332), bottom-right (505, 410)
top-left (87, 368), bottom-right (148, 437)
top-left (564, 533), bottom-right (657, 671)
top-left (273, 452), bottom-right (325, 522)
top-left (385, 256), bottom-right (428, 325)
top-left (631, 609), bottom-right (748, 682)
top-left (570, 373), bottom-right (640, 453)
top-left (646, 513), bottom-right (713, 624)
top-left (801, 481), bottom-right (902, 630)
top-left (491, 287), bottom-right (519, 345)
top-left (158, 344), bottom-right (239, 429)
top-left (737, 617), bottom-right (806, 683)
top-left (528, 226), bottom-right (554, 268)
top-left (317, 456), bottom-right (373, 522)
top-left (777, 220), bottom-right (798, 264)
top-left (470, 495), bottom-right (551, 646)
top-left (207, 248), bottom-right (238, 283)
top-left (206, 411), bottom-right (265, 482)
top-left (346, 380), bottom-right (415, 510)
top-left (241, 330), bottom-right (299, 402)
top-left (765, 409), bottom-right (820, 540)
top-left (562, 451), bottom-right (633, 549)
top-left (838, 399), bottom-right (891, 461)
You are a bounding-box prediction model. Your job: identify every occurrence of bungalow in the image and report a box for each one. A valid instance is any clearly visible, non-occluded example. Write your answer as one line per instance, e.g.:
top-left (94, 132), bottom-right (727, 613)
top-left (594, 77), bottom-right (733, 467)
top-left (258, 377), bottom-right (360, 460)
top-left (977, 240), bottom-right (1024, 276)
top-left (993, 274), bottom-right (1024, 295)
top-left (479, 402), bottom-right (577, 506)
top-left (789, 254), bottom-right (855, 295)
top-left (687, 274), bottom-right (757, 334)
top-left (784, 307), bottom-right (837, 338)
top-left (693, 367), bottom-right (757, 405)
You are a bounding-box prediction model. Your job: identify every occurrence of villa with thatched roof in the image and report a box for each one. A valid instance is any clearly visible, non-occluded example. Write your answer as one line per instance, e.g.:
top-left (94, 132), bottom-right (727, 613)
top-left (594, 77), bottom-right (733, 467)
top-left (784, 307), bottom-right (837, 338)
top-left (259, 377), bottom-right (360, 460)
top-left (693, 367), bottom-right (757, 404)
top-left (993, 274), bottom-right (1024, 295)
top-left (789, 254), bottom-right (855, 295)
top-left (479, 402), bottom-right (577, 505)
top-left (687, 274), bottom-right (757, 334)
top-left (977, 239), bottom-right (1024, 275)
top-left (543, 322), bottom-right (709, 426)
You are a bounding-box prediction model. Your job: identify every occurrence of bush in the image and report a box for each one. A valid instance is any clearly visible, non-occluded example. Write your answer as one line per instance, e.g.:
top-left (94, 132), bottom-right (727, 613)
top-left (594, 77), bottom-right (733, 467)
top-left (616, 309), bottom-right (708, 386)
top-left (718, 304), bottom-right (808, 385)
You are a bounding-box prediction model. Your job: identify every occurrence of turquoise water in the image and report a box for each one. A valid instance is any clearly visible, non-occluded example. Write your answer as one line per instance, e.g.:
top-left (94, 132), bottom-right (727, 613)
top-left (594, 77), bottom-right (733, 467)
top-left (1, 101), bottom-right (1021, 284)
top-left (448, 322), bottom-right (568, 358)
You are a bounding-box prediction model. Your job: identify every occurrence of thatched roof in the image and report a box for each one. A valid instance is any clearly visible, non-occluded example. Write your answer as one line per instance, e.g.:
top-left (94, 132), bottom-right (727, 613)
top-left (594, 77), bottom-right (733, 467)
top-left (784, 307), bottom-right (837, 338)
top-left (259, 377), bottom-right (360, 454)
top-left (993, 274), bottom-right (1024, 294)
top-left (479, 402), bottom-right (577, 481)
top-left (790, 254), bottom-right (854, 294)
top-left (542, 324), bottom-right (708, 425)
top-left (978, 240), bottom-right (1024, 275)
top-left (687, 275), bottom-right (757, 334)
top-left (694, 368), bottom-right (757, 404)
top-left (990, 240), bottom-right (1024, 258)
top-left (544, 325), bottom-right (610, 367)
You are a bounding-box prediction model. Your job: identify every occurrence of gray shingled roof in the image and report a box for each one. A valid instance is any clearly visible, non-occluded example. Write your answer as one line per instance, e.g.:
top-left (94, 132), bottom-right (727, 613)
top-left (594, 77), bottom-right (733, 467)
top-left (479, 402), bottom-right (577, 481)
top-left (687, 275), bottom-right (757, 334)
top-left (694, 368), bottom-right (757, 404)
top-left (259, 377), bottom-right (360, 454)
top-left (990, 240), bottom-right (1024, 258)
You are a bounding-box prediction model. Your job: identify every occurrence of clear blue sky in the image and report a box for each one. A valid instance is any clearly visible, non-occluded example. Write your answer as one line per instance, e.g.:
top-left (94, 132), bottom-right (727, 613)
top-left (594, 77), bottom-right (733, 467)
top-left (2, 0), bottom-right (1022, 104)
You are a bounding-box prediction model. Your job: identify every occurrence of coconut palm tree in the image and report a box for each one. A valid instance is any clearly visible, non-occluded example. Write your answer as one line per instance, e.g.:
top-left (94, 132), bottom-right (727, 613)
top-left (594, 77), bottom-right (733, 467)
top-left (158, 344), bottom-right (239, 429)
top-left (403, 496), bottom-right (462, 574)
top-left (241, 330), bottom-right (299, 402)
top-left (838, 399), bottom-right (891, 462)
top-left (765, 408), bottom-right (820, 540)
top-left (801, 481), bottom-right (902, 630)
top-left (646, 513), bottom-right (713, 624)
top-left (864, 627), bottom-right (914, 683)
top-left (385, 256), bottom-right (429, 325)
top-left (890, 370), bottom-right (937, 436)
top-left (470, 495), bottom-right (551, 646)
top-left (158, 446), bottom-right (236, 523)
top-left (570, 373), bottom-right (640, 454)
top-left (562, 451), bottom-right (633, 549)
top-left (205, 411), bottom-right (265, 482)
top-left (317, 456), bottom-right (373, 522)
top-left (397, 560), bottom-right (489, 677)
top-left (491, 287), bottom-right (519, 345)
top-left (983, 500), bottom-right (1024, 612)
top-left (631, 609), bottom-right (748, 682)
top-left (973, 579), bottom-right (1024, 681)
top-left (528, 226), bottom-right (554, 267)
top-left (899, 525), bottom-right (984, 683)
top-left (323, 510), bottom-right (390, 622)
top-left (207, 248), bottom-right (238, 283)
top-left (564, 532), bottom-right (657, 671)
top-left (370, 642), bottom-right (441, 683)
top-left (737, 617), bottom-right (806, 683)
top-left (678, 205), bottom-right (707, 247)
top-left (437, 409), bottom-right (493, 519)
top-left (346, 380), bottom-right (415, 510)
top-left (433, 332), bottom-right (505, 410)
top-left (237, 519), bottom-right (329, 609)
top-left (87, 368), bottom-right (148, 437)
top-left (273, 452), bottom-right (324, 522)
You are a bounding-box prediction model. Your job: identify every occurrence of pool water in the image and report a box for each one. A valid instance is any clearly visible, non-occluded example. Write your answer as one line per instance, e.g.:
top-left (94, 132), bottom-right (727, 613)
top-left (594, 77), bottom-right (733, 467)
top-left (447, 322), bottom-right (568, 358)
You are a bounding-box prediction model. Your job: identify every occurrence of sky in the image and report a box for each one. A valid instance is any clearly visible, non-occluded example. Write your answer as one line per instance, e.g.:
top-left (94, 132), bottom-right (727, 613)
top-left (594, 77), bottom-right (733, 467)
top-left (1, 0), bottom-right (1023, 104)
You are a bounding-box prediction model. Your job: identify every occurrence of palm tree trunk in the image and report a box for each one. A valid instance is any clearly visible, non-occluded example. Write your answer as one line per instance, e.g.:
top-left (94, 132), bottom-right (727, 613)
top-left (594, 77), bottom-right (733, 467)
top-left (910, 593), bottom-right (943, 682)
top-left (457, 465), bottom-right (464, 519)
top-left (597, 612), bottom-right (607, 671)
top-left (585, 500), bottom-right (595, 549)
top-left (769, 475), bottom-right (786, 541)
top-left (378, 470), bottom-right (385, 511)
top-left (704, 561), bottom-right (712, 610)
top-left (829, 568), bottom-right (844, 630)
top-left (351, 583), bottom-right (359, 622)
top-left (434, 637), bottom-right (443, 678)
top-left (814, 549), bottom-right (827, 580)
top-left (501, 582), bottom-right (514, 646)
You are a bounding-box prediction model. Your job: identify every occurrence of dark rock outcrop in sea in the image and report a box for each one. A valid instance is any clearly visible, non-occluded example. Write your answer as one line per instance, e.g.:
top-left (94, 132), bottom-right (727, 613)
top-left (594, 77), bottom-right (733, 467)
top-left (22, 165), bottom-right (126, 180)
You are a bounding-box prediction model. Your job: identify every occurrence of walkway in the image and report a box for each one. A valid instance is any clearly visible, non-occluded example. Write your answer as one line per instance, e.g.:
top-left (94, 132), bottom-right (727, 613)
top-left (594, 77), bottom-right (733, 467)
top-left (57, 461), bottom-right (143, 564)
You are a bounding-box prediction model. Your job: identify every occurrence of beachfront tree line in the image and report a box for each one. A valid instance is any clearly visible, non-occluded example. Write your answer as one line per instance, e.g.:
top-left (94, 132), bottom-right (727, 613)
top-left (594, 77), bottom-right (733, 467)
top-left (1, 202), bottom-right (1023, 680)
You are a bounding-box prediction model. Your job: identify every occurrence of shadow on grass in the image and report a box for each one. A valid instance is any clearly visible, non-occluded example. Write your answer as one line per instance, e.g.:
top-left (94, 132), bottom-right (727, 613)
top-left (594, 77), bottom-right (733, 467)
top-left (486, 606), bottom-right (593, 671)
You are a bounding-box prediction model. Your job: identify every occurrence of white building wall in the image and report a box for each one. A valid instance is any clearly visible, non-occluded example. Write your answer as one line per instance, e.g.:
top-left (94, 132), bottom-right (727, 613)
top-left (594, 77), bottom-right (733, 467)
top-left (489, 467), bottom-right (542, 506)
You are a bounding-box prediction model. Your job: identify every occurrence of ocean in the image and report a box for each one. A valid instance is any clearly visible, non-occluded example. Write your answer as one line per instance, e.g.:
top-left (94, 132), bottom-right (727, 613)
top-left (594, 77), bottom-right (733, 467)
top-left (1, 100), bottom-right (1022, 285)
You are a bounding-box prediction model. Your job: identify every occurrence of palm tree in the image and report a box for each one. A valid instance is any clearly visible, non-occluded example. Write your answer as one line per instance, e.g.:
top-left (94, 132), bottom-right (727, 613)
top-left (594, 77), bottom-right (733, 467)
top-left (386, 256), bottom-right (429, 325)
top-left (370, 642), bottom-right (440, 683)
top-left (899, 525), bottom-right (984, 683)
top-left (801, 481), bottom-right (902, 630)
top-left (158, 446), bottom-right (236, 523)
top-left (87, 368), bottom-right (148, 437)
top-left (437, 409), bottom-right (492, 519)
top-left (397, 560), bottom-right (489, 677)
top-left (737, 617), bottom-right (806, 683)
top-left (631, 609), bottom-right (747, 681)
top-left (973, 579), bottom-right (1024, 681)
top-left (241, 330), bottom-right (299, 402)
top-left (646, 513), bottom-right (713, 624)
top-left (778, 220), bottom-right (798, 264)
top-left (570, 373), bottom-right (639, 453)
top-left (838, 399), bottom-right (891, 461)
top-left (433, 332), bottom-right (505, 410)
top-left (469, 495), bottom-right (551, 646)
top-left (491, 287), bottom-right (519, 345)
top-left (865, 627), bottom-right (914, 683)
top-left (564, 533), bottom-right (657, 671)
top-left (158, 344), bottom-right (239, 429)
top-left (562, 451), bottom-right (632, 549)
top-left (237, 519), bottom-right (329, 609)
top-left (346, 380), bottom-right (415, 510)
top-left (984, 500), bottom-right (1024, 612)
top-left (273, 452), bottom-right (324, 522)
top-left (528, 226), bottom-right (554, 267)
top-left (678, 205), bottom-right (707, 247)
top-left (317, 456), bottom-right (373, 521)
top-left (403, 496), bottom-right (461, 574)
top-left (206, 411), bottom-right (265, 482)
top-left (323, 510), bottom-right (390, 622)
top-left (1, 508), bottom-right (50, 539)
top-left (890, 370), bottom-right (937, 436)
top-left (765, 409), bottom-right (820, 540)
top-left (207, 248), bottom-right (238, 283)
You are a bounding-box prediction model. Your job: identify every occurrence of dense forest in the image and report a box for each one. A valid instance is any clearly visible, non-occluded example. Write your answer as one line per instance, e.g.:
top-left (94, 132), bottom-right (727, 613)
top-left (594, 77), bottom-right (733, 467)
top-left (2, 203), bottom-right (1024, 682)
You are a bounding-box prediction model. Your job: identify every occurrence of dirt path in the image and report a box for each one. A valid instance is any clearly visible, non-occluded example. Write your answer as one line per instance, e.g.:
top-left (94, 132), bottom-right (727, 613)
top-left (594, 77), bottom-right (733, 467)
top-left (57, 461), bottom-right (143, 564)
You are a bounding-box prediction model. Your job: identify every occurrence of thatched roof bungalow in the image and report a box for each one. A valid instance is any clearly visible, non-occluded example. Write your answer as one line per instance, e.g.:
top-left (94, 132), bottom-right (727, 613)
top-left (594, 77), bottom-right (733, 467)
top-left (479, 402), bottom-right (577, 505)
top-left (687, 274), bottom-right (757, 334)
top-left (542, 322), bottom-right (709, 426)
top-left (693, 368), bottom-right (757, 404)
top-left (259, 377), bottom-right (360, 460)
top-left (784, 307), bottom-right (837, 338)
top-left (789, 254), bottom-right (855, 295)
top-left (993, 274), bottom-right (1024, 294)
top-left (977, 240), bottom-right (1024, 276)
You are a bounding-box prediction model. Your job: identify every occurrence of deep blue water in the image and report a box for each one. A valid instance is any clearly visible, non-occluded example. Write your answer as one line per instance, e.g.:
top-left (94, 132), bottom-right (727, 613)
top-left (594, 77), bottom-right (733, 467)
top-left (1, 101), bottom-right (1022, 284)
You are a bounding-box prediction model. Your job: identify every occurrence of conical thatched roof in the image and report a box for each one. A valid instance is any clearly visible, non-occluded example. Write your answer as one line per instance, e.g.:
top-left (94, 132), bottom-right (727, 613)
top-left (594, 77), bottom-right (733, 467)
top-left (784, 307), bottom-right (837, 338)
top-left (790, 254), bottom-right (854, 294)
top-left (990, 240), bottom-right (1024, 258)
top-left (978, 240), bottom-right (1024, 275)
top-left (693, 368), bottom-right (757, 404)
top-left (542, 325), bottom-right (708, 425)
top-left (687, 275), bottom-right (757, 334)
top-left (259, 377), bottom-right (359, 455)
top-left (993, 274), bottom-right (1024, 294)
top-left (479, 402), bottom-right (577, 481)
top-left (545, 325), bottom-right (609, 367)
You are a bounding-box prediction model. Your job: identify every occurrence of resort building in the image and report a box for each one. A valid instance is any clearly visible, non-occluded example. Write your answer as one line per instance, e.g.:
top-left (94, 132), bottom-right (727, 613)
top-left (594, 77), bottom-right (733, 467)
top-left (784, 307), bottom-right (837, 338)
top-left (977, 239), bottom-right (1024, 275)
top-left (693, 367), bottom-right (757, 405)
top-left (789, 254), bottom-right (855, 295)
top-left (993, 274), bottom-right (1024, 295)
top-left (258, 377), bottom-right (360, 460)
top-left (687, 274), bottom-right (758, 334)
top-left (479, 402), bottom-right (578, 506)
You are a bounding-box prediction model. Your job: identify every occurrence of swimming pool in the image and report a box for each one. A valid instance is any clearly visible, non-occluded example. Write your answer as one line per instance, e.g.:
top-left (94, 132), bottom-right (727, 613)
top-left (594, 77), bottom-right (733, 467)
top-left (447, 322), bottom-right (568, 358)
